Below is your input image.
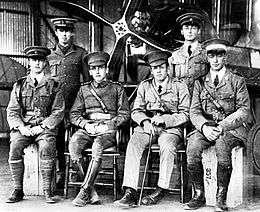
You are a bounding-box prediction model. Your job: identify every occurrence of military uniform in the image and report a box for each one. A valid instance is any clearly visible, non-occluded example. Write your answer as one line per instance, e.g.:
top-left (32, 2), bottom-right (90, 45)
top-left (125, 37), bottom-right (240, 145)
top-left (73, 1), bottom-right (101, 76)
top-left (70, 52), bottom-right (130, 207)
top-left (123, 77), bottom-right (190, 189)
top-left (48, 18), bottom-right (89, 187)
top-left (185, 38), bottom-right (251, 211)
top-left (6, 46), bottom-right (65, 203)
top-left (169, 12), bottom-right (208, 94)
top-left (69, 80), bottom-right (130, 161)
top-left (114, 50), bottom-right (190, 207)
top-left (169, 43), bottom-right (207, 93)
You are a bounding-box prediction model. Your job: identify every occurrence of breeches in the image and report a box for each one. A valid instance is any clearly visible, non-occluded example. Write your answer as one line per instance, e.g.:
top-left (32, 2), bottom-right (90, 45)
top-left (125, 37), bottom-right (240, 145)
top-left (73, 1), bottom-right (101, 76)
top-left (187, 130), bottom-right (242, 166)
top-left (69, 129), bottom-right (116, 161)
top-left (9, 129), bottom-right (57, 161)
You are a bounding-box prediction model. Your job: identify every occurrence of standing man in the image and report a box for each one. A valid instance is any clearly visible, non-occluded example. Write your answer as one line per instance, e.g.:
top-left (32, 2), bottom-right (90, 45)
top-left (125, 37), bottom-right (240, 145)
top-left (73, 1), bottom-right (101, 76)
top-left (169, 12), bottom-right (208, 94)
top-left (185, 38), bottom-right (250, 211)
top-left (69, 52), bottom-right (130, 206)
top-left (48, 17), bottom-right (89, 189)
top-left (6, 46), bottom-right (65, 204)
top-left (114, 50), bottom-right (190, 207)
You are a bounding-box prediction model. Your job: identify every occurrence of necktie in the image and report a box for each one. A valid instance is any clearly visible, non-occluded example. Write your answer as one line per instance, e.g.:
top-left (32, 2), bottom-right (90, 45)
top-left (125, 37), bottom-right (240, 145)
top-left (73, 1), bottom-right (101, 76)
top-left (214, 74), bottom-right (219, 87)
top-left (188, 45), bottom-right (192, 56)
top-left (158, 85), bottom-right (162, 93)
top-left (34, 78), bottom-right (38, 87)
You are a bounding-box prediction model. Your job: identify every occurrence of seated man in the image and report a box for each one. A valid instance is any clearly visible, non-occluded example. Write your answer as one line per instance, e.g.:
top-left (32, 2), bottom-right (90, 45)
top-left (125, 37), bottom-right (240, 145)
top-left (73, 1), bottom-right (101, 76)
top-left (6, 46), bottom-right (65, 204)
top-left (69, 51), bottom-right (130, 207)
top-left (114, 50), bottom-right (190, 207)
top-left (185, 38), bottom-right (250, 211)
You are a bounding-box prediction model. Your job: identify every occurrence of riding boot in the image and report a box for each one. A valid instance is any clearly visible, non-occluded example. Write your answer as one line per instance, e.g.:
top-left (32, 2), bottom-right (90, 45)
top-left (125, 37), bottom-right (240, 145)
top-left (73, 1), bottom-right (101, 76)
top-left (40, 159), bottom-right (56, 204)
top-left (70, 158), bottom-right (85, 182)
top-left (184, 162), bottom-right (206, 210)
top-left (215, 163), bottom-right (232, 212)
top-left (72, 158), bottom-right (101, 206)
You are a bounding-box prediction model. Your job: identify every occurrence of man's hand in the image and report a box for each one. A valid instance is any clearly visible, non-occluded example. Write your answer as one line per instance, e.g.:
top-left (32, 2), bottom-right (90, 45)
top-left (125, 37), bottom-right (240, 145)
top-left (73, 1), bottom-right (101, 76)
top-left (18, 126), bottom-right (33, 137)
top-left (151, 115), bottom-right (165, 127)
top-left (95, 124), bottom-right (109, 134)
top-left (30, 126), bottom-right (44, 136)
top-left (84, 123), bottom-right (97, 135)
top-left (143, 120), bottom-right (155, 135)
top-left (202, 125), bottom-right (222, 142)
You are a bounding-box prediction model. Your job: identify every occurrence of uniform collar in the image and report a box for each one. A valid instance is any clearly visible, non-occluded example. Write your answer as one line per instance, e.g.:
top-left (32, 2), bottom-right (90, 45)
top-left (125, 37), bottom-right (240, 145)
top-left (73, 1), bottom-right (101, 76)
top-left (26, 72), bottom-right (50, 88)
top-left (92, 79), bottom-right (109, 88)
top-left (205, 66), bottom-right (229, 89)
top-left (152, 76), bottom-right (169, 94)
top-left (180, 41), bottom-right (202, 57)
top-left (54, 43), bottom-right (76, 56)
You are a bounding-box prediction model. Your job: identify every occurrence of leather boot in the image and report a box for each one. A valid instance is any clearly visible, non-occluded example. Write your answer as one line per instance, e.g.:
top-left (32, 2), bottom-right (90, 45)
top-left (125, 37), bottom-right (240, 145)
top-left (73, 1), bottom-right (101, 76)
top-left (70, 159), bottom-right (85, 182)
top-left (40, 159), bottom-right (56, 204)
top-left (185, 162), bottom-right (206, 210)
top-left (114, 187), bottom-right (137, 208)
top-left (81, 158), bottom-right (101, 189)
top-left (141, 186), bottom-right (165, 205)
top-left (215, 186), bottom-right (228, 212)
top-left (6, 189), bottom-right (24, 203)
top-left (72, 158), bottom-right (101, 206)
top-left (215, 163), bottom-right (232, 212)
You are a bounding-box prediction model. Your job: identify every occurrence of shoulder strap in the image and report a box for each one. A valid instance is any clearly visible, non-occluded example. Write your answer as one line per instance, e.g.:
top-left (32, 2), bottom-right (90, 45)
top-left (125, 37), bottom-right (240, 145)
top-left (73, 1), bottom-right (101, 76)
top-left (15, 78), bottom-right (26, 115)
top-left (90, 83), bottom-right (108, 113)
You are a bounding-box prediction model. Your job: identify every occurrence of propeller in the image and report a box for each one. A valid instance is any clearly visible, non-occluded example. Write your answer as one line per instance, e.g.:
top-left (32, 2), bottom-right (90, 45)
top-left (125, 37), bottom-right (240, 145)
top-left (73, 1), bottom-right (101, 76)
top-left (50, 0), bottom-right (215, 81)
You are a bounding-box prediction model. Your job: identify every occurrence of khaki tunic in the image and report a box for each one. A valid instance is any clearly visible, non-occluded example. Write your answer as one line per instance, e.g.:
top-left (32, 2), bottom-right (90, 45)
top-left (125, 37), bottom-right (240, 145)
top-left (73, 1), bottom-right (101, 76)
top-left (169, 43), bottom-right (208, 94)
top-left (190, 68), bottom-right (250, 142)
top-left (7, 74), bottom-right (65, 130)
top-left (122, 77), bottom-right (190, 190)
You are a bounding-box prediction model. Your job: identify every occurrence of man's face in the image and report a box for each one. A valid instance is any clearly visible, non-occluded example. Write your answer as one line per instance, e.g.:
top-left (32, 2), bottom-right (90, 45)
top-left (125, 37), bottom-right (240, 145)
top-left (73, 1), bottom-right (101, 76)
top-left (207, 51), bottom-right (226, 71)
top-left (55, 27), bottom-right (74, 46)
top-left (181, 24), bottom-right (200, 42)
top-left (89, 65), bottom-right (108, 83)
top-left (151, 63), bottom-right (168, 82)
top-left (29, 58), bottom-right (46, 74)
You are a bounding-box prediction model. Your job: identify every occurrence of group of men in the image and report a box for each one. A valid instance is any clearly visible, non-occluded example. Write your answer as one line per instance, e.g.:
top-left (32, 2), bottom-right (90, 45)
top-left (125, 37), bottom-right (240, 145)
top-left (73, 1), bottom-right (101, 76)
top-left (5, 11), bottom-right (251, 212)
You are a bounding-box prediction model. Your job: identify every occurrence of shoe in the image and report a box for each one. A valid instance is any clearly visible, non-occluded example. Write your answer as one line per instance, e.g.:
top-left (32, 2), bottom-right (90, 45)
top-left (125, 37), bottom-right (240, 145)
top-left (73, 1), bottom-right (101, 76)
top-left (114, 188), bottom-right (137, 208)
top-left (184, 189), bottom-right (206, 210)
top-left (6, 189), bottom-right (24, 203)
top-left (89, 187), bottom-right (101, 205)
top-left (141, 187), bottom-right (165, 205)
top-left (44, 190), bottom-right (56, 204)
top-left (72, 188), bottom-right (90, 207)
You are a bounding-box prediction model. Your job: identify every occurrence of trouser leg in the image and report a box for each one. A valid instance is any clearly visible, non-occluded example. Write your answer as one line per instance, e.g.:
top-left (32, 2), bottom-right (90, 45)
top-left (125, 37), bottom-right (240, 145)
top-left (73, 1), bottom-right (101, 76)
top-left (122, 132), bottom-right (150, 190)
top-left (157, 133), bottom-right (180, 189)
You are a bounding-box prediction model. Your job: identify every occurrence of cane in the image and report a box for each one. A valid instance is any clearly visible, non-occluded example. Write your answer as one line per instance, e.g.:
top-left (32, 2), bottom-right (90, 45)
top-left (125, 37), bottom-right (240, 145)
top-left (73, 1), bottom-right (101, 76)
top-left (138, 131), bottom-right (153, 206)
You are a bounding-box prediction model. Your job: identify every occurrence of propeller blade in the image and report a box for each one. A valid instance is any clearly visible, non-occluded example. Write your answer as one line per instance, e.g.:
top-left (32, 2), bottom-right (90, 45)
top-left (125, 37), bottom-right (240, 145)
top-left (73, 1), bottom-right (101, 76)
top-left (108, 35), bottom-right (130, 81)
top-left (50, 1), bottom-right (113, 27)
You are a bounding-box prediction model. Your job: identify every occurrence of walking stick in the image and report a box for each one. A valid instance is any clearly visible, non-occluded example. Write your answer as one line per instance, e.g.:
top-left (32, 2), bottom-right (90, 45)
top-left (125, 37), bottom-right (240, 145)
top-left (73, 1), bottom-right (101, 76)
top-left (138, 131), bottom-right (153, 206)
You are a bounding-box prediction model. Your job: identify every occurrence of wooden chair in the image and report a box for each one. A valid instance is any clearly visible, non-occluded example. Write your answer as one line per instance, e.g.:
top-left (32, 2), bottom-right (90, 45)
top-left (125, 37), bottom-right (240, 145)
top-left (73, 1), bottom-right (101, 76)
top-left (63, 125), bottom-right (122, 200)
top-left (138, 127), bottom-right (188, 203)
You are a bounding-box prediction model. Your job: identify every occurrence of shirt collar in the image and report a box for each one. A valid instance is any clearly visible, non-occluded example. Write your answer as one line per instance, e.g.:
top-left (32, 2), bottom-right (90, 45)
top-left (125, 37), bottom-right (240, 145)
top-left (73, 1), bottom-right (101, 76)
top-left (210, 66), bottom-right (226, 82)
top-left (92, 79), bottom-right (109, 88)
top-left (153, 76), bottom-right (169, 89)
top-left (184, 40), bottom-right (199, 52)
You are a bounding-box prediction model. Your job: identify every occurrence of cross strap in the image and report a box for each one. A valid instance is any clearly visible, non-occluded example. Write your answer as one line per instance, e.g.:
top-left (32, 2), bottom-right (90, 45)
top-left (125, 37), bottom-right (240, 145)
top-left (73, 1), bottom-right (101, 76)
top-left (90, 83), bottom-right (108, 113)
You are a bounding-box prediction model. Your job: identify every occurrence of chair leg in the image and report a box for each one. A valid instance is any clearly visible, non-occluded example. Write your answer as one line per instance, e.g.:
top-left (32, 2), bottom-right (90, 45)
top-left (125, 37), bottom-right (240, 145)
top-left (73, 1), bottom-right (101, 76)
top-left (64, 154), bottom-right (70, 198)
top-left (113, 156), bottom-right (118, 201)
top-left (180, 152), bottom-right (184, 203)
